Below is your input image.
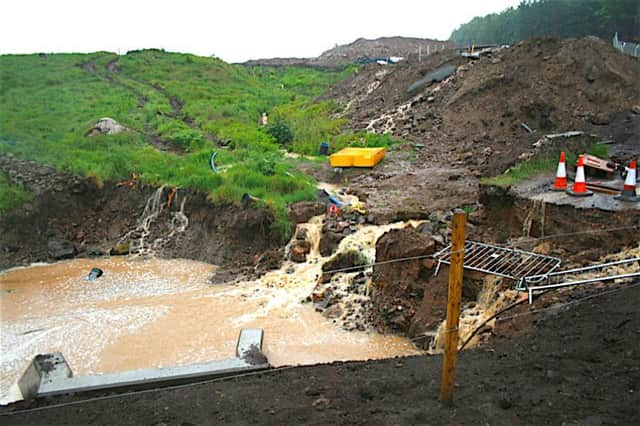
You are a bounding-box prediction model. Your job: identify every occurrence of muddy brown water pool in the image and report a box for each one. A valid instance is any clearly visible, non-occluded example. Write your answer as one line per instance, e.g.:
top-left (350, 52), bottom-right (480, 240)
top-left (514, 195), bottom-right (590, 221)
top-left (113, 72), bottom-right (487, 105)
top-left (0, 237), bottom-right (422, 402)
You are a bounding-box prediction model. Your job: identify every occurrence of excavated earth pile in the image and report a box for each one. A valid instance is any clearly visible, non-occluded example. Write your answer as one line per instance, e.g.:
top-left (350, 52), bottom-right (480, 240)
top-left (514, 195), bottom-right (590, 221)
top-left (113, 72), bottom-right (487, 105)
top-left (328, 36), bottom-right (640, 343)
top-left (325, 36), bottom-right (640, 175)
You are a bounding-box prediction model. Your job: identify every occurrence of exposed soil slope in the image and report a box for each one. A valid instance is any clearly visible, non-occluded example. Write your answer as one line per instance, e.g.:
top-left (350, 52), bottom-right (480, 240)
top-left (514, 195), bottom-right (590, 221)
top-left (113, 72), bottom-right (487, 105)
top-left (0, 153), bottom-right (281, 274)
top-left (325, 36), bottom-right (640, 176)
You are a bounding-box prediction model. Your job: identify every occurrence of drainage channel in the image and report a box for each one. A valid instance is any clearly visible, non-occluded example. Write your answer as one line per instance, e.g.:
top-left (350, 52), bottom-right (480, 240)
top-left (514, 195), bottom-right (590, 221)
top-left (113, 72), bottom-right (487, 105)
top-left (16, 329), bottom-right (268, 400)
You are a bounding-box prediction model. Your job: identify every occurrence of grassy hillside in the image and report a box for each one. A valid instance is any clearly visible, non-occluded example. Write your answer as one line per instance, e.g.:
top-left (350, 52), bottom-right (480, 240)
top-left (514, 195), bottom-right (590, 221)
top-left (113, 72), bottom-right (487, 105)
top-left (0, 50), bottom-right (393, 239)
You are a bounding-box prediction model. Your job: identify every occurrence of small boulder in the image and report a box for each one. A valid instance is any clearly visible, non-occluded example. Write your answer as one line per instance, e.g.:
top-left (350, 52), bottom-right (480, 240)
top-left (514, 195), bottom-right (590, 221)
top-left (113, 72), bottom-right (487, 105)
top-left (319, 230), bottom-right (344, 257)
top-left (295, 228), bottom-right (308, 241)
top-left (312, 397), bottom-right (331, 411)
top-left (632, 105), bottom-right (640, 115)
top-left (47, 239), bottom-right (76, 260)
top-left (254, 248), bottom-right (284, 272)
top-left (290, 240), bottom-right (311, 263)
top-left (110, 241), bottom-right (130, 256)
top-left (589, 114), bottom-right (610, 126)
top-left (323, 304), bottom-right (343, 319)
top-left (86, 118), bottom-right (128, 137)
top-left (287, 201), bottom-right (325, 224)
top-left (585, 65), bottom-right (600, 82)
top-left (321, 249), bottom-right (368, 282)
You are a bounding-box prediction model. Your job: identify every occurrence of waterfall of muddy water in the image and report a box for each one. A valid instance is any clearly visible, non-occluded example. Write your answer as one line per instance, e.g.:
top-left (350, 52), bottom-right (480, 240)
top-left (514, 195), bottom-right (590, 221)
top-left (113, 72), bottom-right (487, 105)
top-left (117, 186), bottom-right (188, 257)
top-left (429, 275), bottom-right (518, 353)
top-left (0, 220), bottom-right (423, 403)
top-left (522, 199), bottom-right (546, 238)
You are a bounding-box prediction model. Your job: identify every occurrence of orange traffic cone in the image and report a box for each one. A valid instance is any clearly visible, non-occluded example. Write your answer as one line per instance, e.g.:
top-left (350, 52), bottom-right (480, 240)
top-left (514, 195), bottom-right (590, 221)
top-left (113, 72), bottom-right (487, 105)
top-left (551, 151), bottom-right (568, 191)
top-left (615, 159), bottom-right (638, 202)
top-left (566, 155), bottom-right (593, 197)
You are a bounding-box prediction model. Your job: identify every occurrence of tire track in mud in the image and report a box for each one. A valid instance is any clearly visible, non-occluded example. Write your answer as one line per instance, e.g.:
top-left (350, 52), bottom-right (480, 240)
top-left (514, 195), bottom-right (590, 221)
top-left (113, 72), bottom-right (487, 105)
top-left (104, 57), bottom-right (189, 154)
top-left (147, 82), bottom-right (220, 144)
top-left (78, 58), bottom-right (183, 154)
top-left (105, 57), bottom-right (219, 145)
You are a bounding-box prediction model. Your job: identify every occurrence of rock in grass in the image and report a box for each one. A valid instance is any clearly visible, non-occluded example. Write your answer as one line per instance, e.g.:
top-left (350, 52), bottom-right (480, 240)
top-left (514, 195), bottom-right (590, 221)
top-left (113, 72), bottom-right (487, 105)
top-left (86, 118), bottom-right (128, 137)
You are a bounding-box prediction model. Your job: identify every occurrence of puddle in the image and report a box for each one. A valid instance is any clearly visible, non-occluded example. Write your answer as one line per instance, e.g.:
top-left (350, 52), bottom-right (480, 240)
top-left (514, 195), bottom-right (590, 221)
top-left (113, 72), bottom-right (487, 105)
top-left (0, 225), bottom-right (422, 402)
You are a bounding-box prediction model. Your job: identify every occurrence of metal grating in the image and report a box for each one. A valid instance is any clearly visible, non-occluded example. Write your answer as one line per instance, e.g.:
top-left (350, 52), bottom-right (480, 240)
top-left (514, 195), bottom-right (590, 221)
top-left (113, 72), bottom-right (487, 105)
top-left (515, 257), bottom-right (640, 303)
top-left (434, 240), bottom-right (562, 281)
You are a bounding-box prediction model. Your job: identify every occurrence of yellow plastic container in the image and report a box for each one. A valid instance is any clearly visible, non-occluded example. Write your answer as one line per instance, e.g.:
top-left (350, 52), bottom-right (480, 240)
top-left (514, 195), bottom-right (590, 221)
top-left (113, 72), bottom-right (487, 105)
top-left (329, 147), bottom-right (386, 168)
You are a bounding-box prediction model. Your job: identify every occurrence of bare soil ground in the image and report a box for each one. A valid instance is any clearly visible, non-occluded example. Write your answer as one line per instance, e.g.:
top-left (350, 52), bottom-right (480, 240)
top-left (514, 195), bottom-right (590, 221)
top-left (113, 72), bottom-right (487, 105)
top-left (348, 149), bottom-right (479, 224)
top-left (3, 281), bottom-right (639, 425)
top-left (242, 36), bottom-right (453, 68)
top-left (325, 36), bottom-right (640, 176)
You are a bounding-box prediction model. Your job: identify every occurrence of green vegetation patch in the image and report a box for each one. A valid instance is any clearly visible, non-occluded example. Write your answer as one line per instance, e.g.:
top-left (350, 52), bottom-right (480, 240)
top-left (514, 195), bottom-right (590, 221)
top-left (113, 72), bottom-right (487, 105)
top-left (0, 51), bottom-right (371, 240)
top-left (482, 143), bottom-right (610, 188)
top-left (0, 173), bottom-right (33, 212)
top-left (450, 0), bottom-right (639, 45)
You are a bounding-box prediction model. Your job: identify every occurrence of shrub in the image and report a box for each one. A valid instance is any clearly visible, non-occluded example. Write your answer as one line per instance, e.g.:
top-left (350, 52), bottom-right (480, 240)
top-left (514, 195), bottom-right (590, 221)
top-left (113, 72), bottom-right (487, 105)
top-left (0, 173), bottom-right (33, 212)
top-left (266, 121), bottom-right (293, 147)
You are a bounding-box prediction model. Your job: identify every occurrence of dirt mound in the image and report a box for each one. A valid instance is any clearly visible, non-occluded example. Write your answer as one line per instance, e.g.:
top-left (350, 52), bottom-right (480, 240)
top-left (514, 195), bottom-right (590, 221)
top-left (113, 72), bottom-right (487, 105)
top-left (242, 36), bottom-right (452, 68)
top-left (319, 49), bottom-right (461, 113)
top-left (370, 224), bottom-right (488, 338)
top-left (0, 154), bottom-right (282, 274)
top-left (327, 36), bottom-right (640, 176)
top-left (314, 36), bottom-right (452, 67)
top-left (370, 226), bottom-right (437, 333)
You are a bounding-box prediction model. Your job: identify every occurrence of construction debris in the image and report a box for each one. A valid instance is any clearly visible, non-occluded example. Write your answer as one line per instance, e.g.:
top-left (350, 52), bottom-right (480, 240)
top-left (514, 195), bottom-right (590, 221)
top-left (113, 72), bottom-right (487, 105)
top-left (520, 122), bottom-right (535, 133)
top-left (406, 64), bottom-right (456, 94)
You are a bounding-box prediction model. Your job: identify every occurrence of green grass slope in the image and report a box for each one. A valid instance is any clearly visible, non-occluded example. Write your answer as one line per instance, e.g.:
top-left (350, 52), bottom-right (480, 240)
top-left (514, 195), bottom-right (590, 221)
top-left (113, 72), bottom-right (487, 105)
top-left (0, 50), bottom-right (394, 239)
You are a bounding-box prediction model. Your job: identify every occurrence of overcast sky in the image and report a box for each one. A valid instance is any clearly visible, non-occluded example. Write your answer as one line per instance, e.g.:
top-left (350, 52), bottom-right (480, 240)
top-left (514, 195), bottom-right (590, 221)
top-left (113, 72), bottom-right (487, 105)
top-left (2, 0), bottom-right (520, 62)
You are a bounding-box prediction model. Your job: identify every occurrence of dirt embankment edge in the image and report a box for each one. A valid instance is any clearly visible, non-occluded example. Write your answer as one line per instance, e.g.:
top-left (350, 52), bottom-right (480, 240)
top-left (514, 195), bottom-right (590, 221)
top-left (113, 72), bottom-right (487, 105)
top-left (0, 154), bottom-right (283, 274)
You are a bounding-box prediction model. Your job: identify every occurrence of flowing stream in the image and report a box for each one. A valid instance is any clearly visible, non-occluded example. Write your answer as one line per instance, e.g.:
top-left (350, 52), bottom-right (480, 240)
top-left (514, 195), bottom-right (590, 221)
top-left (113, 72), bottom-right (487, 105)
top-left (0, 215), bottom-right (423, 403)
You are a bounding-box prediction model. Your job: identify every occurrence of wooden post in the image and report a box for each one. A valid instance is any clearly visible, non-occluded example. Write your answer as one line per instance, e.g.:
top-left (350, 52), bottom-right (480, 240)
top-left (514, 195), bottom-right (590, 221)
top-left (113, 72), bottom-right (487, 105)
top-left (440, 209), bottom-right (467, 404)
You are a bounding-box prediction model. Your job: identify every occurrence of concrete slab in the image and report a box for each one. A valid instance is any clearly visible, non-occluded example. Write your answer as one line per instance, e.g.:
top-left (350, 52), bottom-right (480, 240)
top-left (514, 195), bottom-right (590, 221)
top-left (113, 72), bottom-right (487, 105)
top-left (530, 191), bottom-right (639, 211)
top-left (16, 328), bottom-right (268, 401)
top-left (512, 175), bottom-right (640, 212)
top-left (236, 328), bottom-right (264, 358)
